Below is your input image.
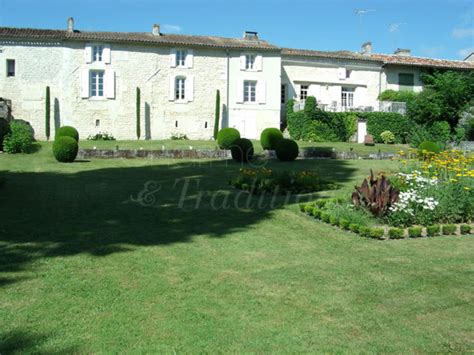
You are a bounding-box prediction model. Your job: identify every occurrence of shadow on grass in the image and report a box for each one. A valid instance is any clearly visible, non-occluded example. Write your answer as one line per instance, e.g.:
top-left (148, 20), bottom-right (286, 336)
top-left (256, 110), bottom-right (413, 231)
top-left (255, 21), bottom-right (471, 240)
top-left (0, 159), bottom-right (357, 287)
top-left (0, 330), bottom-right (78, 353)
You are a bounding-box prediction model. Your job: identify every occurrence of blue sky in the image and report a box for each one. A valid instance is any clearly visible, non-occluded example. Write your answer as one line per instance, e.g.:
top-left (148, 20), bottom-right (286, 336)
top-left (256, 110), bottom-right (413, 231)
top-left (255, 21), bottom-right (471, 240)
top-left (0, 0), bottom-right (473, 60)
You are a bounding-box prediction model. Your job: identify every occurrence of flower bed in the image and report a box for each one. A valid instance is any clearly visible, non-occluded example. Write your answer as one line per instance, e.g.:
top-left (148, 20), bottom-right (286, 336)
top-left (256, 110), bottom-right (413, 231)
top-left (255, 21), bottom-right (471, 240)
top-left (229, 168), bottom-right (338, 194)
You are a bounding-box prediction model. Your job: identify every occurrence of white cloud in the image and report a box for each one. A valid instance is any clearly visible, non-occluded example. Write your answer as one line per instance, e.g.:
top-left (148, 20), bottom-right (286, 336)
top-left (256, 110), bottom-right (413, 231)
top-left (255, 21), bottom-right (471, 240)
top-left (457, 47), bottom-right (474, 59)
top-left (452, 28), bottom-right (474, 39)
top-left (162, 24), bottom-right (182, 33)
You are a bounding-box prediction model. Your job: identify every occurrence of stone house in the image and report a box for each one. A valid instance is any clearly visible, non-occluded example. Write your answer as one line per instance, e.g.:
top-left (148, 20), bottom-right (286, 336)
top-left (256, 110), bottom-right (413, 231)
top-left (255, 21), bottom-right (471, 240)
top-left (0, 19), bottom-right (473, 140)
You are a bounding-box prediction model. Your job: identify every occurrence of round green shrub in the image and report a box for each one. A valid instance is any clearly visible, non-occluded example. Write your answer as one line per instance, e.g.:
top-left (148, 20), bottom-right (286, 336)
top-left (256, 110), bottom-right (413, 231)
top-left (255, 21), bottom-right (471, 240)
top-left (408, 227), bottom-right (423, 238)
top-left (217, 128), bottom-right (240, 149)
top-left (56, 126), bottom-right (79, 141)
top-left (275, 138), bottom-right (299, 162)
top-left (230, 138), bottom-right (254, 162)
top-left (426, 225), bottom-right (440, 237)
top-left (380, 130), bottom-right (395, 144)
top-left (3, 121), bottom-right (33, 154)
top-left (53, 136), bottom-right (78, 163)
top-left (359, 226), bottom-right (371, 238)
top-left (442, 224), bottom-right (457, 235)
top-left (260, 128), bottom-right (283, 150)
top-left (388, 227), bottom-right (404, 239)
top-left (418, 141), bottom-right (441, 155)
top-left (460, 224), bottom-right (472, 235)
top-left (370, 227), bottom-right (385, 239)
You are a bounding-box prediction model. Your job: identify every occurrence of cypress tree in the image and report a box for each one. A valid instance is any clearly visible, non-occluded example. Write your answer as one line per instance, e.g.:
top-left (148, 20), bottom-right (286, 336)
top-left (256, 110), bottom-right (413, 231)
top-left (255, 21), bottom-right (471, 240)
top-left (213, 90), bottom-right (220, 139)
top-left (136, 87), bottom-right (141, 140)
top-left (45, 86), bottom-right (51, 140)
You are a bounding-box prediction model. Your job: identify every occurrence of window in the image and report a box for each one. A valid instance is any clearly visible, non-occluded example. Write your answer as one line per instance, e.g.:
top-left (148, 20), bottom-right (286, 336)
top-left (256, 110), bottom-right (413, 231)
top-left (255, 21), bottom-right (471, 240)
top-left (6, 59), bottom-right (15, 77)
top-left (346, 69), bottom-right (352, 79)
top-left (398, 73), bottom-right (414, 91)
top-left (176, 50), bottom-right (187, 67)
top-left (93, 45), bottom-right (104, 62)
top-left (281, 84), bottom-right (287, 104)
top-left (245, 54), bottom-right (256, 70)
top-left (175, 77), bottom-right (186, 100)
top-left (300, 85), bottom-right (308, 100)
top-left (341, 87), bottom-right (354, 109)
top-left (243, 80), bottom-right (257, 102)
top-left (90, 70), bottom-right (104, 97)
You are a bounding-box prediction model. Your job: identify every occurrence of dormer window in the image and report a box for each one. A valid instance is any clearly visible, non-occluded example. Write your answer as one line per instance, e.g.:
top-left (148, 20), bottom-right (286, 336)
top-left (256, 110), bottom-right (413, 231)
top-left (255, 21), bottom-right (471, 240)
top-left (245, 54), bottom-right (256, 70)
top-left (93, 45), bottom-right (104, 62)
top-left (176, 50), bottom-right (187, 67)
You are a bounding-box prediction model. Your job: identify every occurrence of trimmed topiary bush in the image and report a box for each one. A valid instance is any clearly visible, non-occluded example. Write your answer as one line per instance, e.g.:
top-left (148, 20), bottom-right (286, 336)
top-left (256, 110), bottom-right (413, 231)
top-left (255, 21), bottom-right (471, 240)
top-left (3, 121), bottom-right (33, 154)
top-left (408, 227), bottom-right (423, 238)
top-left (230, 138), bottom-right (254, 162)
top-left (349, 223), bottom-right (360, 233)
top-left (359, 226), bottom-right (371, 238)
top-left (460, 224), bottom-right (472, 235)
top-left (388, 227), bottom-right (404, 239)
top-left (56, 126), bottom-right (79, 141)
top-left (370, 227), bottom-right (385, 239)
top-left (426, 225), bottom-right (440, 237)
top-left (275, 138), bottom-right (299, 162)
top-left (380, 130), bottom-right (395, 144)
top-left (217, 128), bottom-right (240, 149)
top-left (53, 136), bottom-right (78, 163)
top-left (418, 141), bottom-right (441, 155)
top-left (260, 127), bottom-right (283, 150)
top-left (442, 224), bottom-right (457, 235)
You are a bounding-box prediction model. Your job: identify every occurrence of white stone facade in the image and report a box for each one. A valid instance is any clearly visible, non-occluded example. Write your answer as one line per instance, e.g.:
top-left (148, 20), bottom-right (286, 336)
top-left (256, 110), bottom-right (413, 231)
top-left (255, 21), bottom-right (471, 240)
top-left (0, 25), bottom-right (473, 141)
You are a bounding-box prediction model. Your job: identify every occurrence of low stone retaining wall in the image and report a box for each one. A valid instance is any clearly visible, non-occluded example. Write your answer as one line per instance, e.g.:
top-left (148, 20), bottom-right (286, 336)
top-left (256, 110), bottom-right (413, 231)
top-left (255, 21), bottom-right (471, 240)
top-left (77, 148), bottom-right (396, 160)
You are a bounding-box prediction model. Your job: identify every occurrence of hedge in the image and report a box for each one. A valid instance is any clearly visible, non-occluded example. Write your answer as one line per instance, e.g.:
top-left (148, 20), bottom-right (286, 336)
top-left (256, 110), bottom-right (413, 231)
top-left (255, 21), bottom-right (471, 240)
top-left (359, 112), bottom-right (411, 144)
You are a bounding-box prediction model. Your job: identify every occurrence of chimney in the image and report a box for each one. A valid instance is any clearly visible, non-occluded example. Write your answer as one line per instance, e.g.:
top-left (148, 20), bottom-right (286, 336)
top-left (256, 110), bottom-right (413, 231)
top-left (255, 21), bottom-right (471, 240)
top-left (394, 48), bottom-right (411, 56)
top-left (243, 31), bottom-right (259, 41)
top-left (152, 24), bottom-right (161, 36)
top-left (67, 17), bottom-right (74, 33)
top-left (361, 41), bottom-right (372, 56)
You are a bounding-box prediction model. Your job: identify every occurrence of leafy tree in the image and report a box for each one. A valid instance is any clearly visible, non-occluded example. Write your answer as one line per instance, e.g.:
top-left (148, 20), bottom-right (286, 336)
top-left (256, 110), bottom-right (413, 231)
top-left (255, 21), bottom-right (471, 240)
top-left (45, 86), bottom-right (51, 140)
top-left (303, 96), bottom-right (317, 117)
top-left (408, 71), bottom-right (474, 129)
top-left (136, 87), bottom-right (141, 140)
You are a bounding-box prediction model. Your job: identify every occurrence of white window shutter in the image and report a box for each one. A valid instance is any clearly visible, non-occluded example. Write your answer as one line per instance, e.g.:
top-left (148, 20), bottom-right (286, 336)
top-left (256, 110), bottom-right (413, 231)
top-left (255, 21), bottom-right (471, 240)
top-left (236, 79), bottom-right (244, 103)
top-left (240, 54), bottom-right (246, 70)
top-left (186, 75), bottom-right (194, 102)
top-left (257, 80), bottom-right (266, 104)
top-left (105, 70), bottom-right (115, 99)
top-left (339, 67), bottom-right (346, 80)
top-left (169, 75), bottom-right (175, 101)
top-left (186, 49), bottom-right (194, 68)
top-left (256, 54), bottom-right (263, 71)
top-left (170, 49), bottom-right (177, 68)
top-left (80, 69), bottom-right (90, 98)
top-left (84, 44), bottom-right (92, 64)
top-left (103, 44), bottom-right (111, 64)
top-left (294, 84), bottom-right (301, 99)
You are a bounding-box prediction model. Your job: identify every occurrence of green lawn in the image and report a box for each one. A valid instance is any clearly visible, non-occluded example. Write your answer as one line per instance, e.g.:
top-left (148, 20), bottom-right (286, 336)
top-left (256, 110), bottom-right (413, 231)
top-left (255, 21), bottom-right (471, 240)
top-left (52, 139), bottom-right (407, 155)
top-left (0, 146), bottom-right (472, 353)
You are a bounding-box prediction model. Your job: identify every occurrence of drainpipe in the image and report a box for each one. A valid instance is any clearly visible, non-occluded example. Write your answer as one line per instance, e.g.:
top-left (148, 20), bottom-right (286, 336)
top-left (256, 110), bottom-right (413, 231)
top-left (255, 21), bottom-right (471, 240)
top-left (226, 49), bottom-right (230, 127)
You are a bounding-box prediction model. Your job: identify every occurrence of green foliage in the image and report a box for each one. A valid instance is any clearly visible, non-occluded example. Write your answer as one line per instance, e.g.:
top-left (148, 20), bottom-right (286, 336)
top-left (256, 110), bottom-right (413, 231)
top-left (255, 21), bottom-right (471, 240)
top-left (260, 128), bottom-right (283, 150)
top-left (286, 111), bottom-right (310, 140)
top-left (407, 71), bottom-right (474, 128)
top-left (360, 112), bottom-right (411, 144)
top-left (230, 138), bottom-right (254, 162)
top-left (329, 215), bottom-right (339, 226)
top-left (312, 208), bottom-right (322, 219)
top-left (45, 86), bottom-right (51, 140)
top-left (442, 224), bottom-right (457, 235)
top-left (136, 87), bottom-right (141, 140)
top-left (460, 225), bottom-right (472, 235)
top-left (359, 226), bottom-right (371, 238)
top-left (53, 136), bottom-right (78, 163)
top-left (428, 121), bottom-right (451, 143)
top-left (87, 132), bottom-right (116, 141)
top-left (388, 227), bottom-right (404, 239)
top-left (418, 141), bottom-right (441, 154)
top-left (213, 90), bottom-right (220, 140)
top-left (304, 96), bottom-right (317, 116)
top-left (339, 218), bottom-right (350, 230)
top-left (426, 225), bottom-right (440, 237)
top-left (321, 212), bottom-right (331, 223)
top-left (349, 223), bottom-right (360, 233)
top-left (275, 138), bottom-right (299, 161)
top-left (304, 204), bottom-right (313, 214)
top-left (378, 89), bottom-right (418, 103)
top-left (170, 133), bottom-right (189, 140)
top-left (286, 98), bottom-right (295, 115)
top-left (380, 130), bottom-right (395, 144)
top-left (56, 126), bottom-right (79, 141)
top-left (3, 121), bottom-right (33, 154)
top-left (408, 227), bottom-right (423, 238)
top-left (217, 128), bottom-right (240, 149)
top-left (370, 227), bottom-right (385, 239)
top-left (0, 117), bottom-right (10, 151)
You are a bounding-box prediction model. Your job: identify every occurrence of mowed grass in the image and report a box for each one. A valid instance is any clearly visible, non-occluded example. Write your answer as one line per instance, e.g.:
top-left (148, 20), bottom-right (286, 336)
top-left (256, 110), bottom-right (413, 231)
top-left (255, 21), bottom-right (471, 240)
top-left (0, 144), bottom-right (473, 353)
top-left (55, 139), bottom-right (407, 155)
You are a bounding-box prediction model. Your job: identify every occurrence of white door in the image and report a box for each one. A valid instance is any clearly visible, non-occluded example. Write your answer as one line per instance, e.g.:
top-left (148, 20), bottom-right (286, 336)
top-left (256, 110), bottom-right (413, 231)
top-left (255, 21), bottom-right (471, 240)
top-left (357, 120), bottom-right (367, 143)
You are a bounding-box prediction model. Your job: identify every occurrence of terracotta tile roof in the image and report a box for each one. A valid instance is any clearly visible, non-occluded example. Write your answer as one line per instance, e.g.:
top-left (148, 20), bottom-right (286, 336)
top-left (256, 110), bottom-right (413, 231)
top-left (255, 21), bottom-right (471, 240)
top-left (282, 47), bottom-right (474, 70)
top-left (0, 27), bottom-right (279, 50)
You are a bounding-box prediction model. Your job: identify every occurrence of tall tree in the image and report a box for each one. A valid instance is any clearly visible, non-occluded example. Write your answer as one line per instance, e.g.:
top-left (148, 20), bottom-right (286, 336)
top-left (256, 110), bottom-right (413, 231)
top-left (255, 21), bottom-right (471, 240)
top-left (213, 90), bottom-right (220, 139)
top-left (45, 86), bottom-right (51, 140)
top-left (136, 87), bottom-right (141, 140)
